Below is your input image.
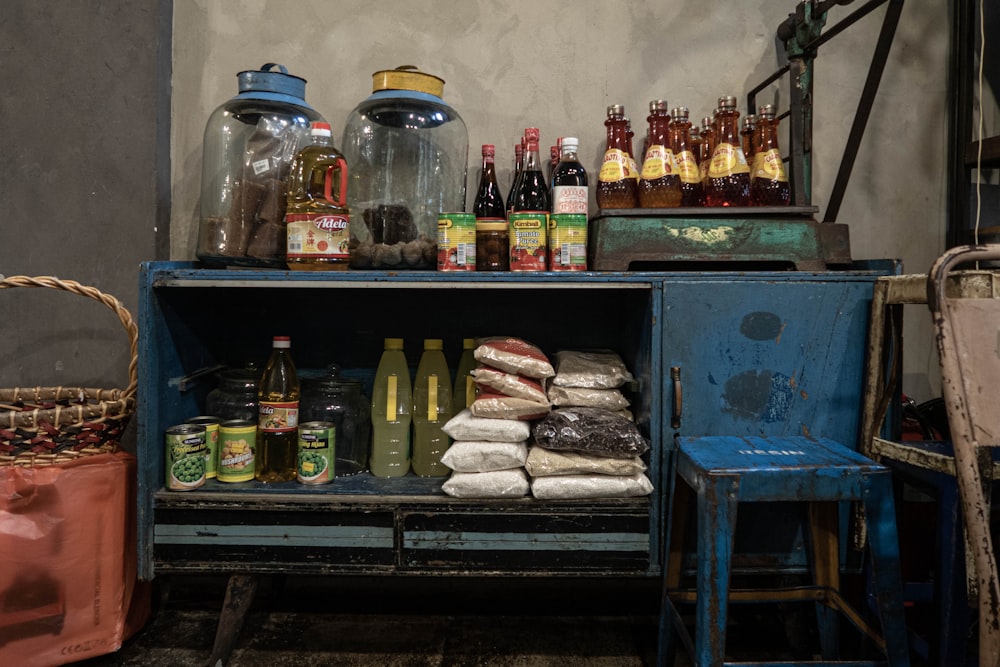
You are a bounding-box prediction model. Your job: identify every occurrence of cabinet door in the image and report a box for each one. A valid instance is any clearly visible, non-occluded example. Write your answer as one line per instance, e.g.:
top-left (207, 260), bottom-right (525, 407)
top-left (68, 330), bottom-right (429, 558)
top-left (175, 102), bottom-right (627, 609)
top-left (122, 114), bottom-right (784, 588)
top-left (662, 276), bottom-right (874, 446)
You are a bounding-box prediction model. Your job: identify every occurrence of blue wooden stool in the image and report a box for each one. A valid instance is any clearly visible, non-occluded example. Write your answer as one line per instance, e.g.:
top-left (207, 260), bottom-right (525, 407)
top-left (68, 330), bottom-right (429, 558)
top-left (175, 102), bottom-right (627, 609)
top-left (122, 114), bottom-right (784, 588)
top-left (658, 435), bottom-right (910, 666)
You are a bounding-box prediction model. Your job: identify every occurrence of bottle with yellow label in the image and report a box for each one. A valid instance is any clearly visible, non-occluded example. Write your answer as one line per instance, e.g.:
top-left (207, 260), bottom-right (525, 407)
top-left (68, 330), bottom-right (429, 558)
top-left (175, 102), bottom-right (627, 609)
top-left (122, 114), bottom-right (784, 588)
top-left (370, 338), bottom-right (412, 478)
top-left (638, 100), bottom-right (681, 208)
top-left (256, 336), bottom-right (300, 482)
top-left (704, 96), bottom-right (750, 207)
top-left (451, 338), bottom-right (478, 417)
top-left (750, 104), bottom-right (791, 206)
top-left (412, 339), bottom-right (453, 477)
top-left (670, 107), bottom-right (704, 207)
top-left (596, 105), bottom-right (638, 210)
top-left (285, 122), bottom-right (351, 270)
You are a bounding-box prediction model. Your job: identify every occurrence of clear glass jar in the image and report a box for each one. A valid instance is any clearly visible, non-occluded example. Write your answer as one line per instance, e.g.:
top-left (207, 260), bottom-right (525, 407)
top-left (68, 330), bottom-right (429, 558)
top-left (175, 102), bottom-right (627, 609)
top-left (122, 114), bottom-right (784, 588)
top-left (205, 366), bottom-right (260, 422)
top-left (301, 372), bottom-right (371, 476)
top-left (341, 66), bottom-right (469, 270)
top-left (196, 63), bottom-right (326, 268)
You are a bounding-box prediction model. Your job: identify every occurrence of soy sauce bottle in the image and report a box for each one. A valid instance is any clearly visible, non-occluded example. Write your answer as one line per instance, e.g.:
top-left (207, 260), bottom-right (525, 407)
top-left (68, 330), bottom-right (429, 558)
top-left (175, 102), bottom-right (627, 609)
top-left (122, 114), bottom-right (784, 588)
top-left (473, 144), bottom-right (506, 219)
top-left (704, 96), bottom-right (750, 207)
top-left (551, 137), bottom-right (588, 215)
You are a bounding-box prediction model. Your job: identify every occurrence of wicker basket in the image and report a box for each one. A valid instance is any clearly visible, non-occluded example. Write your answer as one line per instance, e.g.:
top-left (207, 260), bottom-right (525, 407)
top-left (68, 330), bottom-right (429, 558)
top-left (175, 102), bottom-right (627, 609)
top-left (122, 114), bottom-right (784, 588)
top-left (0, 275), bottom-right (137, 467)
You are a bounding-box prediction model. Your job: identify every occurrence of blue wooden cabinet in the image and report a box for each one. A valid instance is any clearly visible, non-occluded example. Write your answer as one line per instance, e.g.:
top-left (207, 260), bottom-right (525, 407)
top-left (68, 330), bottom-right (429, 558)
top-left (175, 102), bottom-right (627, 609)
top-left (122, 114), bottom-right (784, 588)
top-left (136, 261), bottom-right (895, 581)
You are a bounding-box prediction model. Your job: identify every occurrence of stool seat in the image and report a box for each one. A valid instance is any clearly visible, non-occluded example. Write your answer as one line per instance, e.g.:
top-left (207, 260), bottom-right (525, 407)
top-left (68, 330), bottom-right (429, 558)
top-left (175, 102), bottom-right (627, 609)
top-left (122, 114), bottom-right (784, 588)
top-left (659, 435), bottom-right (910, 666)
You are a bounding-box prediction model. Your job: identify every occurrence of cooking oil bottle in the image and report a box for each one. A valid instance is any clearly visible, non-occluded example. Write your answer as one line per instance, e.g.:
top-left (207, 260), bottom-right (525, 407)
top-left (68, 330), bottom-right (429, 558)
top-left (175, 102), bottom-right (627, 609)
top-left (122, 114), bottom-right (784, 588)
top-left (285, 121), bottom-right (351, 270)
top-left (450, 338), bottom-right (478, 417)
top-left (256, 336), bottom-right (300, 482)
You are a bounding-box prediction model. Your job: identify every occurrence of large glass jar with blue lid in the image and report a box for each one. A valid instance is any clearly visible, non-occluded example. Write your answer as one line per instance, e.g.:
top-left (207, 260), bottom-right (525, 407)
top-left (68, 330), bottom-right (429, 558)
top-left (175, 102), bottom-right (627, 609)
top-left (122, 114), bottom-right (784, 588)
top-left (341, 66), bottom-right (469, 269)
top-left (197, 63), bottom-right (326, 268)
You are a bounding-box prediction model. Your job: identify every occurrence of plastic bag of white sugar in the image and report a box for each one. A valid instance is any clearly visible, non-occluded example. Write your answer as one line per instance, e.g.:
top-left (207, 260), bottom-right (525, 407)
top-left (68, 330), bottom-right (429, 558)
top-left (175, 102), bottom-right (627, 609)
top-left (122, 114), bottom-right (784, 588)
top-left (530, 473), bottom-right (653, 500)
top-left (441, 469), bottom-right (530, 498)
top-left (442, 409), bottom-right (531, 443)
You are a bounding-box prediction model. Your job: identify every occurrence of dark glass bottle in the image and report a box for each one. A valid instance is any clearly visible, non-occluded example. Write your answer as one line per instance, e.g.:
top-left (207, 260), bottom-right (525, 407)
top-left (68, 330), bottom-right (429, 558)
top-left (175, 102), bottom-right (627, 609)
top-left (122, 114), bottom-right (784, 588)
top-left (638, 100), bottom-right (682, 208)
top-left (506, 139), bottom-right (524, 216)
top-left (669, 107), bottom-right (704, 207)
top-left (704, 96), bottom-right (751, 207)
top-left (596, 105), bottom-right (639, 209)
top-left (551, 136), bottom-right (589, 215)
top-left (511, 128), bottom-right (550, 212)
top-left (473, 144), bottom-right (506, 218)
top-left (750, 104), bottom-right (791, 206)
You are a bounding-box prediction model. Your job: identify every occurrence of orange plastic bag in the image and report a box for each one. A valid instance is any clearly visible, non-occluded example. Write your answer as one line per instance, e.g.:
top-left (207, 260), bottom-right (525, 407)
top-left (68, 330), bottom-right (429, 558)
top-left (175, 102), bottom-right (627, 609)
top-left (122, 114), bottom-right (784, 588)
top-left (0, 452), bottom-right (149, 666)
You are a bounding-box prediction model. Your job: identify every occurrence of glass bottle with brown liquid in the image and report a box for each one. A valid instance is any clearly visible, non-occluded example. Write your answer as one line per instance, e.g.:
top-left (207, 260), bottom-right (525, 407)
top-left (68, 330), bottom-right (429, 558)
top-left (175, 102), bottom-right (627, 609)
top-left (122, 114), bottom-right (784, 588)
top-left (750, 104), bottom-right (791, 206)
top-left (741, 114), bottom-right (757, 163)
top-left (638, 100), bottom-right (681, 208)
top-left (256, 336), bottom-right (300, 482)
top-left (473, 144), bottom-right (506, 219)
top-left (670, 107), bottom-right (704, 207)
top-left (704, 96), bottom-right (750, 207)
top-left (506, 139), bottom-right (524, 217)
top-left (698, 116), bottom-right (717, 187)
top-left (597, 105), bottom-right (638, 209)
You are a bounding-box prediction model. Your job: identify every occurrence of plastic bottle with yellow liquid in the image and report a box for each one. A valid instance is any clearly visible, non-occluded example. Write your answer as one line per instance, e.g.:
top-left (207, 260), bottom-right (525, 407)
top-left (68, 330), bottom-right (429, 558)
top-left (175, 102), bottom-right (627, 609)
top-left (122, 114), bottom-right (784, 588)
top-left (285, 121), bottom-right (351, 270)
top-left (412, 339), bottom-right (453, 477)
top-left (450, 338), bottom-right (478, 417)
top-left (370, 338), bottom-right (412, 477)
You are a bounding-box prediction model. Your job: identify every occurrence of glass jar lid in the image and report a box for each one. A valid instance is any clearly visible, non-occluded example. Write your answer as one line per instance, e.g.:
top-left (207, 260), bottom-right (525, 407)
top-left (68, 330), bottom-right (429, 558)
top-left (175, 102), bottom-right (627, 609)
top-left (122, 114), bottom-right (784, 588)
top-left (371, 65), bottom-right (445, 98)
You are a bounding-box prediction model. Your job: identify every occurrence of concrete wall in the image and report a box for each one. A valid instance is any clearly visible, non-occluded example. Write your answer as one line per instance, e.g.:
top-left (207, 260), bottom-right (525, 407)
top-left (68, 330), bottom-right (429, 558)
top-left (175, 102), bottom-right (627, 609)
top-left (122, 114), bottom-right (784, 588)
top-left (0, 2), bottom-right (171, 423)
top-left (170, 0), bottom-right (951, 399)
top-left (0, 1), bottom-right (953, 406)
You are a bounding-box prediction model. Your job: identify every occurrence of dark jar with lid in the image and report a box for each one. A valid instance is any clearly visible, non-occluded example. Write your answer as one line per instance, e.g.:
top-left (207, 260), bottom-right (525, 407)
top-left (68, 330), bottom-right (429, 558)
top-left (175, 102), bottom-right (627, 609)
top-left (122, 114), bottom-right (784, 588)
top-left (301, 374), bottom-right (371, 476)
top-left (205, 366), bottom-right (260, 422)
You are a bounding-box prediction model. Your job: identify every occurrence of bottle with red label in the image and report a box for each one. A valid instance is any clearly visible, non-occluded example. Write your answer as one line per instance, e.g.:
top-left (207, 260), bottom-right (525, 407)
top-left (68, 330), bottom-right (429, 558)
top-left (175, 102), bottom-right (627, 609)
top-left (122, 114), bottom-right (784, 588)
top-left (509, 127), bottom-right (549, 271)
top-left (597, 105), bottom-right (638, 210)
top-left (256, 336), bottom-right (300, 482)
top-left (285, 121), bottom-right (351, 270)
top-left (750, 104), bottom-right (791, 206)
top-left (638, 100), bottom-right (682, 208)
top-left (704, 96), bottom-right (751, 207)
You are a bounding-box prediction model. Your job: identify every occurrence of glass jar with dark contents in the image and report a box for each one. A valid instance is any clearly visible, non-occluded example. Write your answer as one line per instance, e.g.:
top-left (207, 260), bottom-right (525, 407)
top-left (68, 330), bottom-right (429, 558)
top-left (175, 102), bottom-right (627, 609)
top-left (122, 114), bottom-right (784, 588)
top-left (206, 366), bottom-right (260, 422)
top-left (475, 220), bottom-right (509, 271)
top-left (300, 373), bottom-right (371, 476)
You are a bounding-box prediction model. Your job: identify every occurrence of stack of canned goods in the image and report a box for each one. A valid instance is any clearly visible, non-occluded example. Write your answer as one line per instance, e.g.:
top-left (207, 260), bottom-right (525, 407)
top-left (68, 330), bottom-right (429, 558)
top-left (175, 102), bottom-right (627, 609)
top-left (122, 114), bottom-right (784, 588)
top-left (165, 416), bottom-right (336, 490)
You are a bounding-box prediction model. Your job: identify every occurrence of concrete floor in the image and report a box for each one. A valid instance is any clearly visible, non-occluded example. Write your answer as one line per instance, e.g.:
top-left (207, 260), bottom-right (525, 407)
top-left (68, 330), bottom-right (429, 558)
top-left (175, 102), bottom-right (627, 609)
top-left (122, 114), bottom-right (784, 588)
top-left (66, 573), bottom-right (932, 666)
top-left (70, 575), bottom-right (666, 666)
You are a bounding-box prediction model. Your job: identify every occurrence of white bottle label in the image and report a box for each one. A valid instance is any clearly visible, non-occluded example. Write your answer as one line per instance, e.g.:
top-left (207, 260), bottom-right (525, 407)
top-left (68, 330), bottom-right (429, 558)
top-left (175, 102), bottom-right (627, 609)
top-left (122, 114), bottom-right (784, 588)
top-left (552, 185), bottom-right (589, 215)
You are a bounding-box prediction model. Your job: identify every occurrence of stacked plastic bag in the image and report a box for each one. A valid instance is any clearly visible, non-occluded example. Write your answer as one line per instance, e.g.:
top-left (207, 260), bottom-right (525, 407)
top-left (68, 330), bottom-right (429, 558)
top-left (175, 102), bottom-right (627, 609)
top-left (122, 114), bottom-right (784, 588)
top-left (528, 350), bottom-right (653, 499)
top-left (438, 342), bottom-right (653, 501)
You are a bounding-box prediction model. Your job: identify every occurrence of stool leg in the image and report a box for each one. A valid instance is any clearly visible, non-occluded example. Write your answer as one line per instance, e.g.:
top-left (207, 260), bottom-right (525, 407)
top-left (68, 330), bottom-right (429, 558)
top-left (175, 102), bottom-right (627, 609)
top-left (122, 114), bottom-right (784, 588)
top-left (863, 472), bottom-right (911, 667)
top-left (658, 481), bottom-right (692, 667)
top-left (695, 474), bottom-right (738, 667)
top-left (936, 481), bottom-right (969, 667)
top-left (809, 501), bottom-right (841, 660)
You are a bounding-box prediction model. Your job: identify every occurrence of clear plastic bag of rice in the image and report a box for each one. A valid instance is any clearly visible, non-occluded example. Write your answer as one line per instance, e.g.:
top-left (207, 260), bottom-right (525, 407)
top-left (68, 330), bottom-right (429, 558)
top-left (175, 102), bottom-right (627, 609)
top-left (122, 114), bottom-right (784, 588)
top-left (524, 446), bottom-right (646, 477)
top-left (440, 440), bottom-right (529, 472)
top-left (530, 473), bottom-right (653, 499)
top-left (441, 469), bottom-right (530, 498)
top-left (551, 349), bottom-right (634, 389)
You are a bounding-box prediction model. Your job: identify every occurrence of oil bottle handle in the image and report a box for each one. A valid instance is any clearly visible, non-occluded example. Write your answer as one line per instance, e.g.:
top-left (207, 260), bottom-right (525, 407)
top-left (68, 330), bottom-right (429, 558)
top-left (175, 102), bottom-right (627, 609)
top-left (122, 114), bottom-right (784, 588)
top-left (323, 158), bottom-right (348, 208)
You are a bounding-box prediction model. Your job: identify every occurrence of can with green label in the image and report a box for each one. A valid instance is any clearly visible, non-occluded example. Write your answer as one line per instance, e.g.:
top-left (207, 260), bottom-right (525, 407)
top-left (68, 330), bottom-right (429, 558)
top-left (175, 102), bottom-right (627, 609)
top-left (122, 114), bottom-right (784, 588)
top-left (217, 419), bottom-right (257, 483)
top-left (547, 214), bottom-right (588, 271)
top-left (186, 415), bottom-right (220, 478)
top-left (297, 421), bottom-right (335, 484)
top-left (165, 424), bottom-right (207, 491)
top-left (437, 213), bottom-right (476, 271)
